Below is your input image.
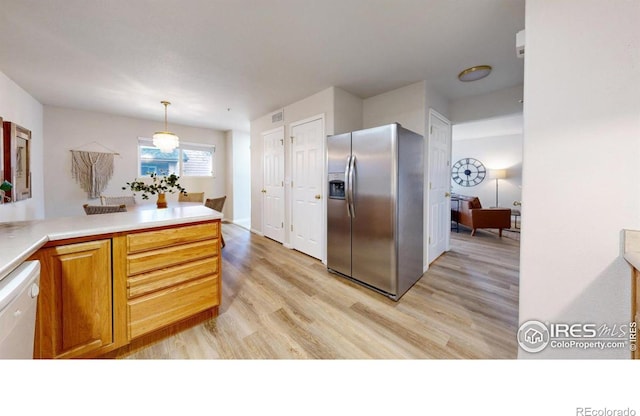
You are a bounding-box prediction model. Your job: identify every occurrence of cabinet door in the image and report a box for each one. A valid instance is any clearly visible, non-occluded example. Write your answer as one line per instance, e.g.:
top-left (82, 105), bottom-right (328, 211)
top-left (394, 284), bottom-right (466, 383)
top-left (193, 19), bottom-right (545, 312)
top-left (33, 240), bottom-right (113, 359)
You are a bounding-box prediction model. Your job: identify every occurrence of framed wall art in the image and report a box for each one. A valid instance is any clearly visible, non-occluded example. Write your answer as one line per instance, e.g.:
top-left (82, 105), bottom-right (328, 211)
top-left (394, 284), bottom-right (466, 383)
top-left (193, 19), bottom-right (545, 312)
top-left (3, 121), bottom-right (32, 201)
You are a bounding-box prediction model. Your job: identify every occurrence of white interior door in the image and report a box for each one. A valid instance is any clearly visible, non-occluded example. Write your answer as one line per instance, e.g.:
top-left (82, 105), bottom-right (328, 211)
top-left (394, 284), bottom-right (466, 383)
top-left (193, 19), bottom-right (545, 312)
top-left (290, 116), bottom-right (324, 260)
top-left (262, 127), bottom-right (285, 243)
top-left (427, 109), bottom-right (452, 264)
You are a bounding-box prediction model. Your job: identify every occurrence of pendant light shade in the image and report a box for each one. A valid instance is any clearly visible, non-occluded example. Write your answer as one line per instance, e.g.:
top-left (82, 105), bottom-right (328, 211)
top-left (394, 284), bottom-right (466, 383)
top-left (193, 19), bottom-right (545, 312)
top-left (153, 101), bottom-right (179, 153)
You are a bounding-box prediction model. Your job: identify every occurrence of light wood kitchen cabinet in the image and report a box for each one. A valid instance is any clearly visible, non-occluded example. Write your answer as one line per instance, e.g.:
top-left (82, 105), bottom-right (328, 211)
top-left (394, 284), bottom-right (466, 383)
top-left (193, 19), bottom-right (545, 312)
top-left (625, 230), bottom-right (640, 359)
top-left (119, 222), bottom-right (221, 340)
top-left (29, 219), bottom-right (221, 358)
top-left (633, 267), bottom-right (639, 359)
top-left (30, 239), bottom-right (114, 359)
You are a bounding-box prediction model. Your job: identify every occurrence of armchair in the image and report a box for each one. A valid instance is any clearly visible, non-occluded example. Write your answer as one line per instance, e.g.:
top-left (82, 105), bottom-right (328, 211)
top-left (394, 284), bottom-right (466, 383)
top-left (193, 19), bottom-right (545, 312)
top-left (451, 195), bottom-right (511, 237)
top-left (205, 196), bottom-right (227, 248)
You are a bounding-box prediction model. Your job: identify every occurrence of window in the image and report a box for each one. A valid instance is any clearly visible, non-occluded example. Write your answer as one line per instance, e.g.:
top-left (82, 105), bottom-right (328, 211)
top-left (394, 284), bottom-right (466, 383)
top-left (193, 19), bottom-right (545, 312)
top-left (137, 138), bottom-right (214, 177)
top-left (181, 144), bottom-right (214, 177)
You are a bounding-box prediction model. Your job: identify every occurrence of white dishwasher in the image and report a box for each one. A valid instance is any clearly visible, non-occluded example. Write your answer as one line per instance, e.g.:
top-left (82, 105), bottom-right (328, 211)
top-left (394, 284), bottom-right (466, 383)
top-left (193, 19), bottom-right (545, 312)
top-left (0, 260), bottom-right (40, 359)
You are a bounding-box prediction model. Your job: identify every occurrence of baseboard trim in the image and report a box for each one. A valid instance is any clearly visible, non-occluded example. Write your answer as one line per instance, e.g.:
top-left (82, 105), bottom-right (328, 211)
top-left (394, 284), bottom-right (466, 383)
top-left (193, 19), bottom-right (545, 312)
top-left (250, 228), bottom-right (264, 237)
top-left (283, 243), bottom-right (294, 249)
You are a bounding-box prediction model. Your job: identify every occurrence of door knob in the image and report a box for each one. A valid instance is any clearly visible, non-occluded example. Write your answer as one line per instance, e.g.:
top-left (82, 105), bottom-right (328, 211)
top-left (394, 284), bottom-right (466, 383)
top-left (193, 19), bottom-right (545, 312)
top-left (315, 194), bottom-right (321, 200)
top-left (445, 192), bottom-right (451, 197)
top-left (261, 189), bottom-right (267, 193)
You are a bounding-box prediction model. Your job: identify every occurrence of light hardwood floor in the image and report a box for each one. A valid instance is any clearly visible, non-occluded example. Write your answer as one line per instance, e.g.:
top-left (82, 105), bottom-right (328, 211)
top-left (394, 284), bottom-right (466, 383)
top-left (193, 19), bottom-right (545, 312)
top-left (119, 223), bottom-right (520, 359)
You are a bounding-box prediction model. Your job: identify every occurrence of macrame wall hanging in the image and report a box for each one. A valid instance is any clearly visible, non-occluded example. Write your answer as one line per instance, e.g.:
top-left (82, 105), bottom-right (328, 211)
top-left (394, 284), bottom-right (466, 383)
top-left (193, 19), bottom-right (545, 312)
top-left (71, 149), bottom-right (116, 199)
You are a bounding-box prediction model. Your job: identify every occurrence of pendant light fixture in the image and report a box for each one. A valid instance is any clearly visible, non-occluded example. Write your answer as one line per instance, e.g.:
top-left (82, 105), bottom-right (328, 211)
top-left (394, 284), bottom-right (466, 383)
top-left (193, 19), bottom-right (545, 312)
top-left (153, 100), bottom-right (179, 153)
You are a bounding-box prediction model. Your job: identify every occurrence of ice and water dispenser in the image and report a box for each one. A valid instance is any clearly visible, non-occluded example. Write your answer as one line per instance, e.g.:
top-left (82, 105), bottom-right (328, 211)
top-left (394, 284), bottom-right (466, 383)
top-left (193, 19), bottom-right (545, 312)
top-left (328, 173), bottom-right (345, 200)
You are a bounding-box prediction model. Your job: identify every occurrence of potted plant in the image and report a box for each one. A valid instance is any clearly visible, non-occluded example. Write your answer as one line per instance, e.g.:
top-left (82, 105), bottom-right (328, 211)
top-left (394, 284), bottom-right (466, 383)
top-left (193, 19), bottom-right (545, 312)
top-left (123, 172), bottom-right (186, 208)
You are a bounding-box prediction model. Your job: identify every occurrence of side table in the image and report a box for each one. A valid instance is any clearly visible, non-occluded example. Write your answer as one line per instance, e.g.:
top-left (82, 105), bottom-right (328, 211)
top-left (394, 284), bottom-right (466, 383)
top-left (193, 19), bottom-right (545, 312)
top-left (511, 209), bottom-right (521, 230)
top-left (451, 197), bottom-right (461, 233)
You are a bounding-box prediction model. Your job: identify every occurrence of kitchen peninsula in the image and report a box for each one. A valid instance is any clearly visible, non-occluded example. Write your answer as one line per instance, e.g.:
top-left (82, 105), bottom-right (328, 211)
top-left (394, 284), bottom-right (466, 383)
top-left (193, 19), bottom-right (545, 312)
top-left (0, 205), bottom-right (223, 358)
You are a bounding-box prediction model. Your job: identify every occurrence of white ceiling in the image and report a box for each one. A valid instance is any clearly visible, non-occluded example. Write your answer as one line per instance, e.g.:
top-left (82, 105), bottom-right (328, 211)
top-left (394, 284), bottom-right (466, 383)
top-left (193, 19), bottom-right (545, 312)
top-left (0, 0), bottom-right (525, 132)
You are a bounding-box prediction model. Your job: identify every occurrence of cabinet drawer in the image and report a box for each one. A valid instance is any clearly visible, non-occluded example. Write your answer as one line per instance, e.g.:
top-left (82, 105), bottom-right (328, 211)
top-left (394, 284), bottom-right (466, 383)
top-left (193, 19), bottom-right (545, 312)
top-left (127, 222), bottom-right (219, 254)
top-left (128, 256), bottom-right (219, 298)
top-left (127, 238), bottom-right (218, 276)
top-left (128, 275), bottom-right (219, 339)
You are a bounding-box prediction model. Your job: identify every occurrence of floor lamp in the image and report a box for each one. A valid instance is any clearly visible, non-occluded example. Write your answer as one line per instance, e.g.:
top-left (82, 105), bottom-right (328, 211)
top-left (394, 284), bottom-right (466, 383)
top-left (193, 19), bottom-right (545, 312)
top-left (488, 169), bottom-right (507, 207)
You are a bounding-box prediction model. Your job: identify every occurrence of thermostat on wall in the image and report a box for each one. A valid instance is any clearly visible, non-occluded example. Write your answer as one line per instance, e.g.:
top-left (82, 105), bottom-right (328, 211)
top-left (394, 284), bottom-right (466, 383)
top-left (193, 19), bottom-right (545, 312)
top-left (516, 29), bottom-right (525, 58)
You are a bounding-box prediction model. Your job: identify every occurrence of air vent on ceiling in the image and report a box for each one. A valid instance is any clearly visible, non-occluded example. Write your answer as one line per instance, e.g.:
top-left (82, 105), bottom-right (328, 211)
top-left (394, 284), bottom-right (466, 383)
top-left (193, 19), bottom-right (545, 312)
top-left (271, 110), bottom-right (284, 124)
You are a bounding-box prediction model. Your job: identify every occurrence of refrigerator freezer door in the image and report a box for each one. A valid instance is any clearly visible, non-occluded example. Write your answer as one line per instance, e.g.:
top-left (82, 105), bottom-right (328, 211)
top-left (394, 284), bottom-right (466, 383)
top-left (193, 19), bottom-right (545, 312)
top-left (351, 124), bottom-right (397, 295)
top-left (327, 133), bottom-right (352, 277)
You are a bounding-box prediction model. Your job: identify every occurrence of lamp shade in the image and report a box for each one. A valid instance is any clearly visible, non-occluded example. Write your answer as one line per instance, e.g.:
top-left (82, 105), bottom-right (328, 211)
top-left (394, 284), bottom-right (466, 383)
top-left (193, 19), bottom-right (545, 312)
top-left (488, 169), bottom-right (507, 179)
top-left (152, 100), bottom-right (179, 152)
top-left (152, 131), bottom-right (179, 153)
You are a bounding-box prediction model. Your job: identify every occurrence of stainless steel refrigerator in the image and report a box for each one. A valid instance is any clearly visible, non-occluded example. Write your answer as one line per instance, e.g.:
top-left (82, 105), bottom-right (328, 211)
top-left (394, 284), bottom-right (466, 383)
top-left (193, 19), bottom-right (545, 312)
top-left (327, 123), bottom-right (424, 301)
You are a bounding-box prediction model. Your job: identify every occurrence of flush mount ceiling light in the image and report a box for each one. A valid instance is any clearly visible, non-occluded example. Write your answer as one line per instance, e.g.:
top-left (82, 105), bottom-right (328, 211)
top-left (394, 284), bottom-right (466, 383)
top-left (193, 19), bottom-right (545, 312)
top-left (458, 65), bottom-right (492, 82)
top-left (153, 101), bottom-right (179, 153)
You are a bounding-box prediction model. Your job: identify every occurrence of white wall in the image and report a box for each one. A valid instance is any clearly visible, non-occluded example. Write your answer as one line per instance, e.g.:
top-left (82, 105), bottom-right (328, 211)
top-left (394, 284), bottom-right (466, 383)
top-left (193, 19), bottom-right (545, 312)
top-left (451, 134), bottom-right (522, 209)
top-left (224, 130), bottom-right (235, 221)
top-left (363, 81), bottom-right (426, 135)
top-left (424, 81), bottom-right (451, 131)
top-left (43, 106), bottom-right (226, 219)
top-left (334, 87), bottom-right (363, 134)
top-left (450, 84), bottom-right (523, 124)
top-left (0, 71), bottom-right (44, 221)
top-left (519, 0), bottom-right (640, 358)
top-left (227, 130), bottom-right (251, 229)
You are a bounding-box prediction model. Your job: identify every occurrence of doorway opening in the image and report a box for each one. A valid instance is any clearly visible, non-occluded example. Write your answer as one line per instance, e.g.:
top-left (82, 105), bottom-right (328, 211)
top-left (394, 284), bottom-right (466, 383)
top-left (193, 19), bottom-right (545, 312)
top-left (449, 113), bottom-right (524, 240)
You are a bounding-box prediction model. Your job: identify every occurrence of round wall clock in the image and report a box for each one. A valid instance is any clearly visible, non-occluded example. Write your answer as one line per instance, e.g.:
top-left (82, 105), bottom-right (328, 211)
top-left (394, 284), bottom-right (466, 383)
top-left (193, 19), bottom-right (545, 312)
top-left (452, 158), bottom-right (487, 187)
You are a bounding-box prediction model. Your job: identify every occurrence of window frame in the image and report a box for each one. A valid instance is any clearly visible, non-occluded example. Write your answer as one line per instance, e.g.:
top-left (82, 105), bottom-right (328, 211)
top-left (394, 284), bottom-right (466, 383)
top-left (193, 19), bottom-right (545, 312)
top-left (137, 137), bottom-right (215, 178)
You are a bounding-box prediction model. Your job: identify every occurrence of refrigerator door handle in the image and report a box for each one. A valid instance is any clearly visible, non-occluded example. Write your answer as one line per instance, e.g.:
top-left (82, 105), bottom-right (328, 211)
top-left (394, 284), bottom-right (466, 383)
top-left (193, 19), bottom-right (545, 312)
top-left (349, 154), bottom-right (356, 218)
top-left (345, 155), bottom-right (352, 217)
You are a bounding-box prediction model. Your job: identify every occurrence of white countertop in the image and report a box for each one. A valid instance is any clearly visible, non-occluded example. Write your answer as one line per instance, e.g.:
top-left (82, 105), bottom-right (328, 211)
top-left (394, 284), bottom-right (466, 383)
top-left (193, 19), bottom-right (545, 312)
top-left (626, 252), bottom-right (640, 271)
top-left (624, 229), bottom-right (640, 271)
top-left (0, 204), bottom-right (223, 282)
